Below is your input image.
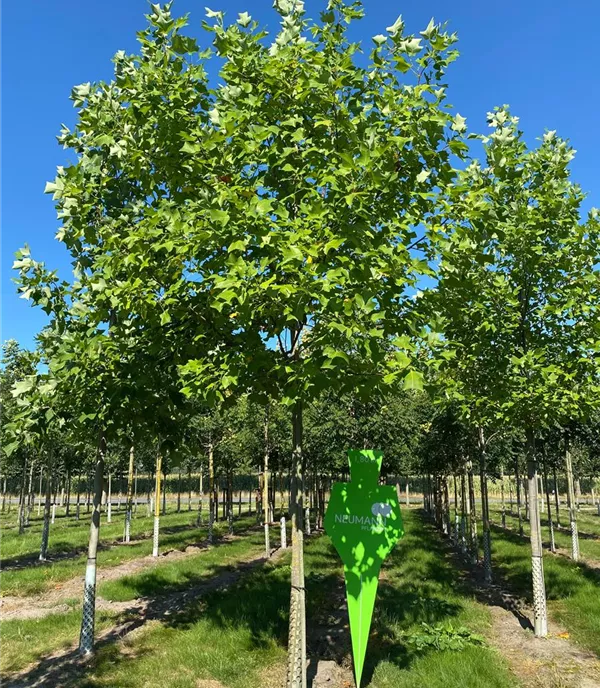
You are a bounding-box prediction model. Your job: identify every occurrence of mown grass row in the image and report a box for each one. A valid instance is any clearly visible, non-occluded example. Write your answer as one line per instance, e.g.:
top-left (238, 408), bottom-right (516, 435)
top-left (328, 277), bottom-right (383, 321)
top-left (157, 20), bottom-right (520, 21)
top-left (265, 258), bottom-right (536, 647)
top-left (1, 510), bottom-right (518, 687)
top-left (1, 509), bottom-right (259, 597)
top-left (465, 503), bottom-right (600, 657)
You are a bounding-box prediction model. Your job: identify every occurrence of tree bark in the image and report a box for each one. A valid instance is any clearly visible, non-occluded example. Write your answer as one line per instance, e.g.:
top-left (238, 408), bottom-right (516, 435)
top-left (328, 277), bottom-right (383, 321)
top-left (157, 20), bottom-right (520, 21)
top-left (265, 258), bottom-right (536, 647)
top-left (177, 467), bottom-right (182, 513)
top-left (542, 454), bottom-right (555, 553)
top-left (25, 461), bottom-right (35, 527)
top-left (500, 466), bottom-right (506, 529)
top-left (39, 453), bottom-right (53, 561)
top-left (453, 475), bottom-right (459, 543)
top-left (553, 466), bottom-right (561, 528)
top-left (467, 459), bottom-right (478, 564)
top-left (124, 444), bottom-right (134, 543)
top-left (152, 451), bottom-right (162, 557)
top-left (264, 407), bottom-right (271, 558)
top-left (565, 436), bottom-right (579, 561)
top-left (526, 430), bottom-right (548, 637)
top-left (107, 473), bottom-right (112, 524)
top-left (208, 444), bottom-right (214, 543)
top-left (228, 470), bottom-right (233, 535)
top-left (37, 468), bottom-right (43, 516)
top-left (65, 470), bottom-right (71, 517)
top-left (197, 467), bottom-right (203, 527)
top-left (478, 428), bottom-right (492, 583)
top-left (286, 400), bottom-right (306, 688)
top-left (18, 455), bottom-right (28, 534)
top-left (461, 469), bottom-right (468, 554)
top-left (515, 455), bottom-right (524, 536)
top-left (79, 432), bottom-right (106, 654)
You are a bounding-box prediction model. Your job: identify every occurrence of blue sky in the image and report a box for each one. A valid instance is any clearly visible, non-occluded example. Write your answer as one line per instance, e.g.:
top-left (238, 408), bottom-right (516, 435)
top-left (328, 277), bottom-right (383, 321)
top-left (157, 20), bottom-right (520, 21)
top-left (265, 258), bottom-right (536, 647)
top-left (2, 0), bottom-right (599, 350)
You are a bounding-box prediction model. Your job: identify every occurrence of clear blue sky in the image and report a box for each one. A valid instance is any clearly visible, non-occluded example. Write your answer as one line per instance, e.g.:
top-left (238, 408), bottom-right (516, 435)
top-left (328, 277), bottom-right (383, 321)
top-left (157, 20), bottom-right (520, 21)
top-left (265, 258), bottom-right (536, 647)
top-left (2, 1), bottom-right (599, 350)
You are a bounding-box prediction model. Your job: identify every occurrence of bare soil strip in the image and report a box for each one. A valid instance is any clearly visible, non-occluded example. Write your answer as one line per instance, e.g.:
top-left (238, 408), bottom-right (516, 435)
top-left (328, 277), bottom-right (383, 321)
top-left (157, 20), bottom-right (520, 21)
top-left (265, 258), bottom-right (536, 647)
top-left (0, 532), bottom-right (252, 621)
top-left (3, 546), bottom-right (287, 688)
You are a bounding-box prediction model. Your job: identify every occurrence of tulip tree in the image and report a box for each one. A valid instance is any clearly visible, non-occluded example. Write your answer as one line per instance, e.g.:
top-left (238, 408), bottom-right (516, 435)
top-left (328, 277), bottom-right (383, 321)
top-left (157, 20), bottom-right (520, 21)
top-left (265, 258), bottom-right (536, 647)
top-left (26, 1), bottom-right (466, 681)
top-left (434, 106), bottom-right (600, 636)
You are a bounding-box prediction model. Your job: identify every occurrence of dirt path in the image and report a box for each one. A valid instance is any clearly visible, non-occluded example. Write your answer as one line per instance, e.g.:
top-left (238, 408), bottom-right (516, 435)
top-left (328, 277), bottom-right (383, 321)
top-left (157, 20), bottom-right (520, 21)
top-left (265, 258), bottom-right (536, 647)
top-left (0, 533), bottom-right (251, 621)
top-left (488, 602), bottom-right (600, 688)
top-left (445, 526), bottom-right (600, 687)
top-left (3, 545), bottom-right (288, 688)
top-left (305, 515), bottom-right (600, 688)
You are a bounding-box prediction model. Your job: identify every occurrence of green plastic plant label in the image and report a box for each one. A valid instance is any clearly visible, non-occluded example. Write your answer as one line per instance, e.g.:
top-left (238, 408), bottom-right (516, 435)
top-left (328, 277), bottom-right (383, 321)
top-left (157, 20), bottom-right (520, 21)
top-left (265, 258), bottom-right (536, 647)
top-left (324, 450), bottom-right (404, 687)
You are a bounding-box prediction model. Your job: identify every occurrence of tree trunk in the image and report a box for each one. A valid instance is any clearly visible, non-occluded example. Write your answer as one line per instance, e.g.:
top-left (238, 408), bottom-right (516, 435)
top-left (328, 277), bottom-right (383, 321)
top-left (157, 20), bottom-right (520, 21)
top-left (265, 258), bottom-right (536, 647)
top-left (197, 468), bottom-right (203, 527)
top-left (542, 454), bottom-right (555, 553)
top-left (553, 467), bottom-right (560, 528)
top-left (526, 430), bottom-right (547, 637)
top-left (264, 408), bottom-right (271, 558)
top-left (565, 437), bottom-right (579, 561)
top-left (37, 468), bottom-right (43, 516)
top-left (147, 472), bottom-right (152, 517)
top-left (177, 467), bottom-right (182, 513)
top-left (208, 444), bottom-right (214, 543)
top-left (500, 466), bottom-right (506, 529)
top-left (134, 469), bottom-right (138, 514)
top-left (39, 454), bottom-right (53, 561)
top-left (467, 460), bottom-right (478, 564)
top-left (188, 467), bottom-right (192, 512)
top-left (152, 452), bottom-right (162, 557)
top-left (26, 461), bottom-right (35, 527)
top-left (442, 475), bottom-right (450, 537)
top-left (228, 470), bottom-right (233, 536)
top-left (65, 470), bottom-right (71, 517)
top-left (215, 476), bottom-right (219, 523)
top-left (286, 400), bottom-right (306, 688)
top-left (478, 428), bottom-right (492, 583)
top-left (453, 475), bottom-right (459, 543)
top-left (78, 433), bottom-right (106, 654)
top-left (18, 456), bottom-right (28, 534)
top-left (460, 470), bottom-right (467, 554)
top-left (107, 473), bottom-right (112, 524)
top-left (515, 455), bottom-right (524, 536)
top-left (124, 444), bottom-right (134, 543)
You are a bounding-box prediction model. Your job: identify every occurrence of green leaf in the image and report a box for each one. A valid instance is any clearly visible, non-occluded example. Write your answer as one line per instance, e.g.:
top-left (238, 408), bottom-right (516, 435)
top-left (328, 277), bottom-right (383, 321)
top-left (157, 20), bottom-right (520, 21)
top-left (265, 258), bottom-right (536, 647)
top-left (281, 246), bottom-right (303, 264)
top-left (228, 240), bottom-right (246, 253)
top-left (237, 11), bottom-right (252, 27)
top-left (403, 370), bottom-right (423, 391)
top-left (11, 378), bottom-right (35, 397)
top-left (208, 209), bottom-right (230, 225)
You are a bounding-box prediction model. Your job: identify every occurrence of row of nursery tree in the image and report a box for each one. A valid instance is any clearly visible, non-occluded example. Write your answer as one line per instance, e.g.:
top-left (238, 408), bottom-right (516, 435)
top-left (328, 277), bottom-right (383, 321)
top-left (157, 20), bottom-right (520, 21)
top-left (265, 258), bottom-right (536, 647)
top-left (2, 2), bottom-right (600, 685)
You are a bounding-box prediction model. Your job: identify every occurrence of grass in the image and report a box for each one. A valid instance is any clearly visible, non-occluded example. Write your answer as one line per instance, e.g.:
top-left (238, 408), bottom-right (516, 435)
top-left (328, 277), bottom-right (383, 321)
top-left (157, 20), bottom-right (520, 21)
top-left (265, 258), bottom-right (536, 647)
top-left (461, 502), bottom-right (600, 657)
top-left (1, 509), bottom-right (258, 597)
top-left (1, 509), bottom-right (519, 687)
top-left (489, 502), bottom-right (600, 562)
top-left (99, 529), bottom-right (272, 601)
top-left (0, 608), bottom-right (117, 675)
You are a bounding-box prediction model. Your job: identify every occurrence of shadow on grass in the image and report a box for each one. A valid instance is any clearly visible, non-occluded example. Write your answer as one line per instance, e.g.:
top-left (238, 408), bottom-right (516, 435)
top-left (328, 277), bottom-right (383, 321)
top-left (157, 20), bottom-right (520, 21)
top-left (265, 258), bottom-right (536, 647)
top-left (4, 515), bottom-right (498, 688)
top-left (1, 543), bottom-right (101, 571)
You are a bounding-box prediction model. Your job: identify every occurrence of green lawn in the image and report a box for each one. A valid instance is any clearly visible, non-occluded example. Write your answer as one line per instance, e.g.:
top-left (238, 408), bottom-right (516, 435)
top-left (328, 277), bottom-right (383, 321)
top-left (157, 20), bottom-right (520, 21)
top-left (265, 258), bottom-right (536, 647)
top-left (472, 506), bottom-right (600, 658)
top-left (1, 509), bottom-right (258, 597)
top-left (1, 510), bottom-right (518, 688)
top-left (488, 502), bottom-right (600, 563)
